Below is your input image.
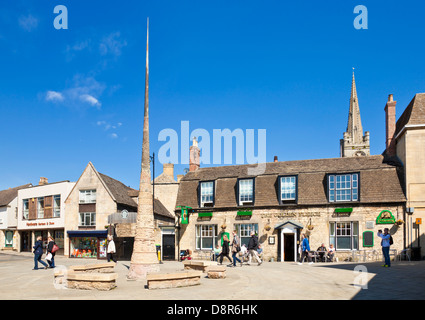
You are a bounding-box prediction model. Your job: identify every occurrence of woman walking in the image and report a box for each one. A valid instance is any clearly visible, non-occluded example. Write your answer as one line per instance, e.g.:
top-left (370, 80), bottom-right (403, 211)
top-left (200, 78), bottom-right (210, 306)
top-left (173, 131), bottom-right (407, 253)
top-left (33, 236), bottom-right (48, 270)
top-left (298, 233), bottom-right (313, 265)
top-left (107, 235), bottom-right (117, 263)
top-left (218, 234), bottom-right (233, 265)
top-left (46, 236), bottom-right (56, 268)
top-left (231, 230), bottom-right (242, 267)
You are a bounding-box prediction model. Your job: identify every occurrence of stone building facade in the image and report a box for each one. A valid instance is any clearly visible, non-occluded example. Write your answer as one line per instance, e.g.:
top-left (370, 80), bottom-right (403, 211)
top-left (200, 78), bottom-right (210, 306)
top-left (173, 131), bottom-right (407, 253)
top-left (175, 155), bottom-right (406, 262)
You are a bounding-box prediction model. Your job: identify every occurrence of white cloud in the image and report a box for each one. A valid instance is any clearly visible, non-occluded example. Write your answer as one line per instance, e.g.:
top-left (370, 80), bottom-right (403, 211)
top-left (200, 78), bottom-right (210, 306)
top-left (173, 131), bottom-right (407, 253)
top-left (18, 14), bottom-right (38, 32)
top-left (45, 91), bottom-right (64, 102)
top-left (80, 94), bottom-right (101, 108)
top-left (109, 133), bottom-right (118, 139)
top-left (99, 32), bottom-right (127, 57)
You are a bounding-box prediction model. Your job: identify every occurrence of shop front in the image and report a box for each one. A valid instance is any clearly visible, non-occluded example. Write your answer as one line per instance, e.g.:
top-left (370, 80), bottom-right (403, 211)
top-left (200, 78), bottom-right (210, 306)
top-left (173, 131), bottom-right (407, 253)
top-left (67, 230), bottom-right (108, 259)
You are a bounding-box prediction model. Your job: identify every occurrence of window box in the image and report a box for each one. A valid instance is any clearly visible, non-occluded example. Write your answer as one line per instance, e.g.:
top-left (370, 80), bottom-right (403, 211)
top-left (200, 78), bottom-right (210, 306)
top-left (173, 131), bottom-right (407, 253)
top-left (198, 212), bottom-right (213, 218)
top-left (237, 211), bottom-right (252, 216)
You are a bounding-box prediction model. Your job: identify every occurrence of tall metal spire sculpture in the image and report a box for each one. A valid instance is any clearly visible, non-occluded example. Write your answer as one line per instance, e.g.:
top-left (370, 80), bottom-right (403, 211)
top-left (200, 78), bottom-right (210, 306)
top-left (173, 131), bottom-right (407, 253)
top-left (127, 18), bottom-right (160, 280)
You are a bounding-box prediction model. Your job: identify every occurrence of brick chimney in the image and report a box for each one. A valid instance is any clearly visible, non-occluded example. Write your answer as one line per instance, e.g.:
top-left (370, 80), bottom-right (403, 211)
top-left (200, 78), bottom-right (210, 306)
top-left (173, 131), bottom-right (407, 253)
top-left (274, 156), bottom-right (278, 162)
top-left (39, 177), bottom-right (48, 185)
top-left (385, 94), bottom-right (397, 156)
top-left (189, 137), bottom-right (200, 172)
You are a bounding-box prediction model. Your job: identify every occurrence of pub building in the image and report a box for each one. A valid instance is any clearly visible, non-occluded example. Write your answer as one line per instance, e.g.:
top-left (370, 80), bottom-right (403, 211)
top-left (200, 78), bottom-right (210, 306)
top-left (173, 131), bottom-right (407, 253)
top-left (16, 178), bottom-right (75, 255)
top-left (175, 154), bottom-right (406, 262)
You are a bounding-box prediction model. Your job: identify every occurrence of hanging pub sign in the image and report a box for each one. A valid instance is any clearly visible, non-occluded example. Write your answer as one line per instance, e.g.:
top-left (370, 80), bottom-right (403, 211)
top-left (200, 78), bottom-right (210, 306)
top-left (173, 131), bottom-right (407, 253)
top-left (376, 210), bottom-right (396, 224)
top-left (177, 206), bottom-right (192, 225)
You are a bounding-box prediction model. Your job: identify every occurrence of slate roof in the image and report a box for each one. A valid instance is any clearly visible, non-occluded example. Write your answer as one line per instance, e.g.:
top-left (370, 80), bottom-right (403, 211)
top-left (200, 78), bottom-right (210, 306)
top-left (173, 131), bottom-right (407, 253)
top-left (0, 184), bottom-right (32, 207)
top-left (395, 93), bottom-right (425, 137)
top-left (98, 172), bottom-right (174, 219)
top-left (175, 155), bottom-right (406, 209)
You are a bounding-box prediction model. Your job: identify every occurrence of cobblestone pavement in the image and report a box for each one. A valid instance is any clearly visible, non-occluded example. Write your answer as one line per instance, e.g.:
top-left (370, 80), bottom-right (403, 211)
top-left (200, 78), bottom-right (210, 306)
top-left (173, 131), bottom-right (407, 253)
top-left (1, 252), bottom-right (424, 300)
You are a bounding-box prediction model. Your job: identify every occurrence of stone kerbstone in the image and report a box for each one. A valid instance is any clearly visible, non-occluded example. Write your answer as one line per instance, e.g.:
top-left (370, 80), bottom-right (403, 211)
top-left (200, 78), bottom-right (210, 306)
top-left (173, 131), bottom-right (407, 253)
top-left (146, 271), bottom-right (202, 289)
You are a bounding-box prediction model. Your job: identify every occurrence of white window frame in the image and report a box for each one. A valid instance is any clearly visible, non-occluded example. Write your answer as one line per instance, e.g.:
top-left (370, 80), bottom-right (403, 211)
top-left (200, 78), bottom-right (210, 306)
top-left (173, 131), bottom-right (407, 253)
top-left (238, 178), bottom-right (254, 205)
top-left (37, 197), bottom-right (44, 219)
top-left (79, 190), bottom-right (96, 204)
top-left (280, 176), bottom-right (297, 201)
top-left (234, 223), bottom-right (259, 247)
top-left (53, 195), bottom-right (61, 218)
top-left (200, 182), bottom-right (214, 207)
top-left (79, 212), bottom-right (96, 226)
top-left (328, 173), bottom-right (359, 202)
top-left (23, 199), bottom-right (29, 220)
top-left (195, 224), bottom-right (218, 250)
top-left (329, 221), bottom-right (359, 250)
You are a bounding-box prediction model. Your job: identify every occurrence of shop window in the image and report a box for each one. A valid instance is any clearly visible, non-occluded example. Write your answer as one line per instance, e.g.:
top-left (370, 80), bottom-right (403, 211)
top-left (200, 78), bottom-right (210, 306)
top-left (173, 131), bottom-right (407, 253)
top-left (79, 189), bottom-right (96, 204)
top-left (329, 221), bottom-right (359, 250)
top-left (195, 225), bottom-right (218, 250)
top-left (70, 237), bottom-right (107, 258)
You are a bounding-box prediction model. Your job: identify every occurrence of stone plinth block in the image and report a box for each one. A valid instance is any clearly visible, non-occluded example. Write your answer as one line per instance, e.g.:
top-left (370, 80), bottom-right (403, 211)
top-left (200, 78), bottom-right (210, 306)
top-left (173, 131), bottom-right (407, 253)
top-left (146, 271), bottom-right (202, 290)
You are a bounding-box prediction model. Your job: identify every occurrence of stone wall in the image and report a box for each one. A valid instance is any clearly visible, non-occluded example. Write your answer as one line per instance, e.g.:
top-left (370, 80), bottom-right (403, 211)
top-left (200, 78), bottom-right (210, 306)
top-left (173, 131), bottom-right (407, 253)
top-left (178, 204), bottom-right (405, 262)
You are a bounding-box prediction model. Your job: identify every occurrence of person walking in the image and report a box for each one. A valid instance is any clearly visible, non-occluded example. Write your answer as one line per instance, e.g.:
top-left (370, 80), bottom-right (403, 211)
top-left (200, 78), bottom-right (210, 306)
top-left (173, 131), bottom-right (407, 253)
top-left (231, 230), bottom-right (242, 267)
top-left (33, 236), bottom-right (48, 270)
top-left (298, 233), bottom-right (313, 265)
top-left (247, 231), bottom-right (262, 266)
top-left (46, 236), bottom-right (56, 268)
top-left (218, 234), bottom-right (233, 265)
top-left (107, 235), bottom-right (117, 263)
top-left (378, 228), bottom-right (391, 267)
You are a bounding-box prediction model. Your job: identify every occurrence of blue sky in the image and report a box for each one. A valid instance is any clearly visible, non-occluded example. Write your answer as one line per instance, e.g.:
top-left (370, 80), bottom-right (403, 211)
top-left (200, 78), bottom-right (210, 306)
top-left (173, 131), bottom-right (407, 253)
top-left (1, 0), bottom-right (425, 190)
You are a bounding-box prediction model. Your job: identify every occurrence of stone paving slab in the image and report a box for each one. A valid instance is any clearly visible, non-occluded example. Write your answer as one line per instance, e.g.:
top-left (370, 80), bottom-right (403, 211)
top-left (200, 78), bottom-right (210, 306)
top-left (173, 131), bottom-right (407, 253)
top-left (1, 252), bottom-right (424, 300)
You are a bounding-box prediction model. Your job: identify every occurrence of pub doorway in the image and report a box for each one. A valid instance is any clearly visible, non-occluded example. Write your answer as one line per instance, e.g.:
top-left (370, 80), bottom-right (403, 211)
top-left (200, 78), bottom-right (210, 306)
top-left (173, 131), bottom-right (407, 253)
top-left (284, 233), bottom-right (295, 261)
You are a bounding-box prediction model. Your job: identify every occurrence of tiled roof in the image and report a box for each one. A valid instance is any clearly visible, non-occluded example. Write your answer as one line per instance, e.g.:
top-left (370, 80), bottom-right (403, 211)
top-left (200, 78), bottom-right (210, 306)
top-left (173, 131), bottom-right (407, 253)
top-left (395, 93), bottom-right (425, 137)
top-left (0, 184), bottom-right (32, 207)
top-left (176, 155), bottom-right (406, 209)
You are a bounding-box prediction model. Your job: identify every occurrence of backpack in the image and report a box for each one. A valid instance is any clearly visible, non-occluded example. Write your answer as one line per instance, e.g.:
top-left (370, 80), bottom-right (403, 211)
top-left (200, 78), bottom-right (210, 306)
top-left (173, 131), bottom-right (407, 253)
top-left (389, 236), bottom-right (393, 246)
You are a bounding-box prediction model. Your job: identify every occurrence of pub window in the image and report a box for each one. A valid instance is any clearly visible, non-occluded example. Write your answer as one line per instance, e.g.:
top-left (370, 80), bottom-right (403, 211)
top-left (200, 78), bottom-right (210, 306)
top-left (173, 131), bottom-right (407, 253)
top-left (279, 176), bottom-right (297, 201)
top-left (195, 225), bottom-right (218, 250)
top-left (37, 197), bottom-right (44, 219)
top-left (328, 173), bottom-right (359, 202)
top-left (238, 178), bottom-right (254, 205)
top-left (79, 212), bottom-right (96, 226)
top-left (79, 190), bottom-right (96, 204)
top-left (329, 222), bottom-right (359, 250)
top-left (23, 199), bottom-right (29, 220)
top-left (200, 181), bottom-right (214, 207)
top-left (234, 223), bottom-right (259, 247)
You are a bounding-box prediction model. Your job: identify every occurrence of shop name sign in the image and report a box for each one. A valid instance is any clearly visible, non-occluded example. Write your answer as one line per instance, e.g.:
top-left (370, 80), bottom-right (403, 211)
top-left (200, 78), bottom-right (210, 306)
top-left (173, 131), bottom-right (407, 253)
top-left (26, 222), bottom-right (55, 227)
top-left (260, 211), bottom-right (321, 219)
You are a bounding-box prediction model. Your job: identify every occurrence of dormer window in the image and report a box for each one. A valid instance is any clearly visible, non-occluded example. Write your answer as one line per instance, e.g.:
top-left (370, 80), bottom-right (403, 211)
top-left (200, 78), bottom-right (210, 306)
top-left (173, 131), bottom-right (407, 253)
top-left (328, 173), bottom-right (359, 202)
top-left (200, 181), bottom-right (214, 207)
top-left (279, 176), bottom-right (297, 202)
top-left (238, 178), bottom-right (254, 206)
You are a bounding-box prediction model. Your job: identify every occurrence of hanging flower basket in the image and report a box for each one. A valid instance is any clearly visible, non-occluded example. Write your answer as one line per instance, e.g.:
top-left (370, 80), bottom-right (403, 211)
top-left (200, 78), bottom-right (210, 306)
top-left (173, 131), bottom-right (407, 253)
top-left (221, 224), bottom-right (227, 230)
top-left (264, 225), bottom-right (271, 231)
top-left (307, 225), bottom-right (314, 231)
top-left (395, 219), bottom-right (404, 226)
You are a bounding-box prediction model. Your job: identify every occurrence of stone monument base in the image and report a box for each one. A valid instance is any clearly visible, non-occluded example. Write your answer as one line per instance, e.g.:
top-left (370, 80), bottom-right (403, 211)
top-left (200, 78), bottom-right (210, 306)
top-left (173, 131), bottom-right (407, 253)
top-left (127, 263), bottom-right (160, 280)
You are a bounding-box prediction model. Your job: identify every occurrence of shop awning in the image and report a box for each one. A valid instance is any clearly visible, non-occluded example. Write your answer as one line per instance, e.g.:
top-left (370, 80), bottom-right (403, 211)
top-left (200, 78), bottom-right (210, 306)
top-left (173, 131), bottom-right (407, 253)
top-left (67, 230), bottom-right (108, 238)
top-left (274, 220), bottom-right (304, 230)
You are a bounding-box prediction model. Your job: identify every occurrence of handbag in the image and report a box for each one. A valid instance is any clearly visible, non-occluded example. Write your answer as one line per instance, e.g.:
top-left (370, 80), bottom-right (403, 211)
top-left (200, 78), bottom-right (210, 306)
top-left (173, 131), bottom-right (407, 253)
top-left (51, 244), bottom-right (59, 253)
top-left (46, 252), bottom-right (53, 262)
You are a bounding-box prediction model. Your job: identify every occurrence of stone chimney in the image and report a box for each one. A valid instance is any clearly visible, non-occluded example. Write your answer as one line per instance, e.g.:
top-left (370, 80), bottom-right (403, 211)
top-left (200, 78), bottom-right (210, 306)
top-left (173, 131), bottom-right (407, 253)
top-left (385, 94), bottom-right (397, 156)
top-left (39, 177), bottom-right (48, 185)
top-left (163, 163), bottom-right (174, 179)
top-left (189, 137), bottom-right (200, 172)
top-left (177, 174), bottom-right (184, 183)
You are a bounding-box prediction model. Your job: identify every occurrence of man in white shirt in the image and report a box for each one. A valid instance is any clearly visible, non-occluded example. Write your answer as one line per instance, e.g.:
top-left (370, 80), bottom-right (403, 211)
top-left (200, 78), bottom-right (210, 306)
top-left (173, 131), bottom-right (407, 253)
top-left (377, 228), bottom-right (391, 267)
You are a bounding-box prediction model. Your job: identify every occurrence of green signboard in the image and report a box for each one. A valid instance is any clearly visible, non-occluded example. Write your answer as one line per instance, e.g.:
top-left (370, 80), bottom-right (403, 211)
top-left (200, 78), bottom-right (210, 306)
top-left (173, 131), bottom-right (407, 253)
top-left (376, 210), bottom-right (396, 224)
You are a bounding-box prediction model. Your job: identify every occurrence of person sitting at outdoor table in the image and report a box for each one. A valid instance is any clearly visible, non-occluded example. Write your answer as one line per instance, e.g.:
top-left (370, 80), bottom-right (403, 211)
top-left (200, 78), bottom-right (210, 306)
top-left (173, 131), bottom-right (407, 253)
top-left (316, 243), bottom-right (327, 262)
top-left (327, 244), bottom-right (335, 262)
top-left (213, 245), bottom-right (221, 261)
top-left (257, 244), bottom-right (264, 260)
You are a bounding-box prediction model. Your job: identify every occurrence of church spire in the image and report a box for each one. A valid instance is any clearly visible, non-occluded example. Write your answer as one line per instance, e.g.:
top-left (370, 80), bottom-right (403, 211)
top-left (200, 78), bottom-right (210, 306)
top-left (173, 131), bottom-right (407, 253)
top-left (340, 69), bottom-right (370, 157)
